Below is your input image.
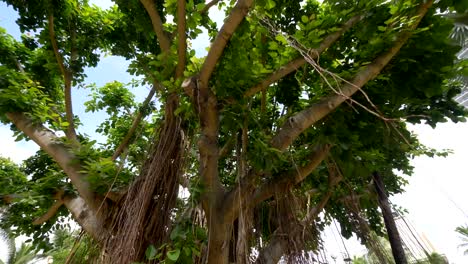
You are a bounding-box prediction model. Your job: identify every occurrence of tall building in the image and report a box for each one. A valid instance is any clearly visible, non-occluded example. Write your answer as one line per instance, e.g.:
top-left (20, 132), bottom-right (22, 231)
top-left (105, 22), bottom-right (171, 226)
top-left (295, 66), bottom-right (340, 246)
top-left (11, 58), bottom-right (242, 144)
top-left (455, 46), bottom-right (468, 108)
top-left (455, 88), bottom-right (468, 108)
top-left (451, 13), bottom-right (468, 108)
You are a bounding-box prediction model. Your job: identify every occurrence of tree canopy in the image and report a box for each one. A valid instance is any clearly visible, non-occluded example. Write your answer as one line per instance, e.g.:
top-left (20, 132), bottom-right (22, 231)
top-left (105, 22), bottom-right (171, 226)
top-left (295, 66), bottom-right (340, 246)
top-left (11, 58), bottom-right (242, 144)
top-left (0, 0), bottom-right (467, 263)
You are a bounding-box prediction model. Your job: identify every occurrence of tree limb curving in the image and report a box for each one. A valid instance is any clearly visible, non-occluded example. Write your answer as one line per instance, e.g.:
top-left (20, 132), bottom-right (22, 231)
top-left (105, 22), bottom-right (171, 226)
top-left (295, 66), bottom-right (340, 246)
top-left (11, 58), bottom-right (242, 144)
top-left (112, 82), bottom-right (159, 160)
top-left (199, 0), bottom-right (255, 87)
top-left (47, 14), bottom-right (78, 143)
top-left (270, 1), bottom-right (433, 151)
top-left (63, 195), bottom-right (107, 242)
top-left (5, 112), bottom-right (97, 211)
top-left (140, 0), bottom-right (171, 53)
top-left (244, 14), bottom-right (363, 98)
top-left (224, 144), bottom-right (330, 222)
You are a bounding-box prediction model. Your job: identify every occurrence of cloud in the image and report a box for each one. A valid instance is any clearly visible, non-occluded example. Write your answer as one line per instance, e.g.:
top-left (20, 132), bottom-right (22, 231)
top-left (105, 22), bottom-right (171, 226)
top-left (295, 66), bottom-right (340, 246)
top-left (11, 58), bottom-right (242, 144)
top-left (393, 121), bottom-right (468, 263)
top-left (0, 125), bottom-right (38, 164)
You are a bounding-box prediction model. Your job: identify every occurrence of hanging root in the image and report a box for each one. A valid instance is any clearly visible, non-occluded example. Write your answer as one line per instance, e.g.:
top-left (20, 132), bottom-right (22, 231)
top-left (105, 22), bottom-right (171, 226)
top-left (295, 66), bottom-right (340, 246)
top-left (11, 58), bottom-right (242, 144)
top-left (105, 95), bottom-right (185, 263)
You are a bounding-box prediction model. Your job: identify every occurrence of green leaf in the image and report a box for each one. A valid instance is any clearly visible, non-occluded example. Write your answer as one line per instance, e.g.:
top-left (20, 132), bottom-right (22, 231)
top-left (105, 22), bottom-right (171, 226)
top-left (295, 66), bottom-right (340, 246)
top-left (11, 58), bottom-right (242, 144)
top-left (268, 41), bottom-right (279, 50)
top-left (275, 34), bottom-right (288, 45)
top-left (389, 5), bottom-right (398, 15)
top-left (145, 245), bottom-right (157, 260)
top-left (265, 0), bottom-right (276, 10)
top-left (196, 3), bottom-right (205, 11)
top-left (170, 225), bottom-right (185, 240)
top-left (167, 249), bottom-right (181, 261)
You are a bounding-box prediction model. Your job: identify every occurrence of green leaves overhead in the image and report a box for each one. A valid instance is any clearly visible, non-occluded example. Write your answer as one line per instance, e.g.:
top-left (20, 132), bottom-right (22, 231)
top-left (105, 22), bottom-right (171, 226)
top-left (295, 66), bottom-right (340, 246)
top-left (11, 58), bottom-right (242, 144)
top-left (5, 0), bottom-right (115, 81)
top-left (0, 155), bottom-right (69, 251)
top-left (0, 0), bottom-right (467, 261)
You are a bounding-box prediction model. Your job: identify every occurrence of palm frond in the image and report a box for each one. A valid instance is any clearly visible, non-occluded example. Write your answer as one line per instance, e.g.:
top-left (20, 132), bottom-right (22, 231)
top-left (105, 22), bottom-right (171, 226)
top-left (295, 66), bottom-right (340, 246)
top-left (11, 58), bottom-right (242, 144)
top-left (11, 243), bottom-right (38, 264)
top-left (0, 229), bottom-right (16, 264)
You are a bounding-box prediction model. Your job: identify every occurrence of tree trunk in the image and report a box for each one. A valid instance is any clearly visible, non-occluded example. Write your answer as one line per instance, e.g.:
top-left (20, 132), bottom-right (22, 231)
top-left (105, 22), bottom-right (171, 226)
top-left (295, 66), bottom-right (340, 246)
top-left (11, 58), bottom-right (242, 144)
top-left (373, 172), bottom-right (408, 264)
top-left (206, 218), bottom-right (231, 264)
top-left (255, 229), bottom-right (293, 264)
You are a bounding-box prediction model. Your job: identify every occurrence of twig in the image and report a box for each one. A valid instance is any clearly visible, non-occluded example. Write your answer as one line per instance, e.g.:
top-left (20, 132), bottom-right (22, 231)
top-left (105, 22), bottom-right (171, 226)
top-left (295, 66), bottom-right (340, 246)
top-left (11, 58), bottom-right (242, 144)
top-left (112, 83), bottom-right (158, 160)
top-left (200, 0), bottom-right (222, 14)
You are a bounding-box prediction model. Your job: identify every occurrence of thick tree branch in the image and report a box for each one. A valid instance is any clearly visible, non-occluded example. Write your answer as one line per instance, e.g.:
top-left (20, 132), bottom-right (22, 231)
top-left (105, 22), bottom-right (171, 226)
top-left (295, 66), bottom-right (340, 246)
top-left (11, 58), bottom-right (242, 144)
top-left (47, 14), bottom-right (77, 142)
top-left (224, 144), bottom-right (330, 222)
top-left (1, 190), bottom-right (105, 240)
top-left (197, 1), bottom-right (255, 207)
top-left (373, 171), bottom-right (408, 264)
top-left (180, 76), bottom-right (223, 214)
top-left (32, 200), bottom-right (64, 225)
top-left (198, 89), bottom-right (224, 209)
top-left (199, 0), bottom-right (254, 86)
top-left (5, 112), bottom-right (97, 210)
top-left (244, 14), bottom-right (363, 98)
top-left (270, 1), bottom-right (433, 151)
top-left (63, 195), bottom-right (107, 242)
top-left (176, 0), bottom-right (187, 79)
top-left (140, 0), bottom-right (171, 53)
top-left (47, 15), bottom-right (67, 79)
top-left (251, 144), bottom-right (331, 206)
top-left (32, 190), bottom-right (65, 225)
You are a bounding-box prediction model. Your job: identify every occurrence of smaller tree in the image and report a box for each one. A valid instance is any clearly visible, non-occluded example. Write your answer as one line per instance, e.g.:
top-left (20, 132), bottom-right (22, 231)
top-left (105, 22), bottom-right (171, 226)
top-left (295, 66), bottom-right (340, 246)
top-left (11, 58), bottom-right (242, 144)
top-left (456, 225), bottom-right (468, 255)
top-left (48, 229), bottom-right (99, 264)
top-left (0, 240), bottom-right (39, 264)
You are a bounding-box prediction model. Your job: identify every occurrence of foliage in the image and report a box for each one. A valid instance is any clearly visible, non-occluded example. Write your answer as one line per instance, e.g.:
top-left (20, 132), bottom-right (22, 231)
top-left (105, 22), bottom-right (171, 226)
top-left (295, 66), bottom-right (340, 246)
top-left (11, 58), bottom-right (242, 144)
top-left (0, 236), bottom-right (40, 264)
top-left (141, 220), bottom-right (207, 264)
top-left (48, 228), bottom-right (100, 264)
top-left (0, 0), bottom-right (467, 263)
top-left (0, 157), bottom-right (27, 197)
top-left (352, 235), bottom-right (448, 264)
top-left (0, 155), bottom-right (69, 251)
top-left (456, 225), bottom-right (468, 255)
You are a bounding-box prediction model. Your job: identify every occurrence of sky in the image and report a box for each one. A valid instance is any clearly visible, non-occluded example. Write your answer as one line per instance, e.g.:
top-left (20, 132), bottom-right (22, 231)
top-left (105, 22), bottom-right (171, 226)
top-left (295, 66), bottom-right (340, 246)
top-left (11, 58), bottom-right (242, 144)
top-left (1, 1), bottom-right (468, 263)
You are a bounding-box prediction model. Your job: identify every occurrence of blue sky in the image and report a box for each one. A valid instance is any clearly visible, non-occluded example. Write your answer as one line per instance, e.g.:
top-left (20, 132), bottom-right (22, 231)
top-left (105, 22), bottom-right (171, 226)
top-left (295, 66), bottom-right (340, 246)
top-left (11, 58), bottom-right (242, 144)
top-left (0, 1), bottom-right (150, 144)
top-left (1, 1), bottom-right (468, 263)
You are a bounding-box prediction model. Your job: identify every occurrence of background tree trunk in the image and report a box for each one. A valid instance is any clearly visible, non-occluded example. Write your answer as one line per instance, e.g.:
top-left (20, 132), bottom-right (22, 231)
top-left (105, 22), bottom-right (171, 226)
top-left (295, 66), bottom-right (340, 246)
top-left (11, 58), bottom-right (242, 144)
top-left (373, 172), bottom-right (408, 264)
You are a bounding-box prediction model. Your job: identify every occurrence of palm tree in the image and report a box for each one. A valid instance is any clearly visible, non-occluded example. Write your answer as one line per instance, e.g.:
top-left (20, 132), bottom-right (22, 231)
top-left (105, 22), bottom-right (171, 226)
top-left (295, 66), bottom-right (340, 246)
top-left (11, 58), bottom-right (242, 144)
top-left (455, 225), bottom-right (468, 255)
top-left (0, 229), bottom-right (38, 264)
top-left (4, 243), bottom-right (38, 264)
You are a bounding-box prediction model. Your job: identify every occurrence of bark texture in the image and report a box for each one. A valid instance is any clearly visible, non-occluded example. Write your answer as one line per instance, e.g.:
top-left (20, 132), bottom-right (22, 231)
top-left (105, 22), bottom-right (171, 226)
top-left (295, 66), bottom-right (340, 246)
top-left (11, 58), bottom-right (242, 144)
top-left (105, 95), bottom-right (185, 263)
top-left (373, 172), bottom-right (408, 264)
